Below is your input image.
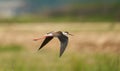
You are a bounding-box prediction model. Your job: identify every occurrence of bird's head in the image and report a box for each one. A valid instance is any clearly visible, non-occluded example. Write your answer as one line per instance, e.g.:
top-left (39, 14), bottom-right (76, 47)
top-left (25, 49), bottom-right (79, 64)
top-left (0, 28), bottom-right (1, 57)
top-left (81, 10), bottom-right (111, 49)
top-left (63, 31), bottom-right (73, 36)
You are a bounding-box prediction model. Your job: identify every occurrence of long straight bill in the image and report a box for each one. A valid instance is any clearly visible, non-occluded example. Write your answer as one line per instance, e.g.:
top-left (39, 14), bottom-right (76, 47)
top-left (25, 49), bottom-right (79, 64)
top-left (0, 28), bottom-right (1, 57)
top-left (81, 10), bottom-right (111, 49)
top-left (68, 33), bottom-right (73, 36)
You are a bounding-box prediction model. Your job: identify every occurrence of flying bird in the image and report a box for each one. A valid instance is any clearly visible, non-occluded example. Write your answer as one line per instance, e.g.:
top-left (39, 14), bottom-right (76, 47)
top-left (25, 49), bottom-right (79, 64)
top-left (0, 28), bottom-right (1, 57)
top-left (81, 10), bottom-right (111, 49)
top-left (34, 31), bottom-right (73, 57)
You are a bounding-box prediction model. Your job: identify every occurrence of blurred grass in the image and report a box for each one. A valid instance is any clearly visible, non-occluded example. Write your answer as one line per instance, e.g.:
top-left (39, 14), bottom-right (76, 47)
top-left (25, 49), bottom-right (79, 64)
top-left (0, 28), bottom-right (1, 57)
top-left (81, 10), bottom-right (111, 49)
top-left (0, 44), bottom-right (23, 52)
top-left (0, 15), bottom-right (116, 23)
top-left (0, 45), bottom-right (120, 71)
top-left (0, 23), bottom-right (120, 71)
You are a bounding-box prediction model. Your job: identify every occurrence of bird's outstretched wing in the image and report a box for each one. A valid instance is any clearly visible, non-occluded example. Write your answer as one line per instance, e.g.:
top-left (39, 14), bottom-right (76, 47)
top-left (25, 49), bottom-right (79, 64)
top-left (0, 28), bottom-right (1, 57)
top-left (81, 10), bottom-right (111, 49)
top-left (38, 37), bottom-right (53, 50)
top-left (58, 35), bottom-right (68, 57)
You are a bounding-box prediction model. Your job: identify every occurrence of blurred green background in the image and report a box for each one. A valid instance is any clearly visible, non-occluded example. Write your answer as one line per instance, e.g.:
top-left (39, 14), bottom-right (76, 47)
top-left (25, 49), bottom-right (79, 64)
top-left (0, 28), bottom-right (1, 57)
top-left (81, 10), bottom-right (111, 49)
top-left (0, 0), bottom-right (120, 22)
top-left (0, 0), bottom-right (120, 71)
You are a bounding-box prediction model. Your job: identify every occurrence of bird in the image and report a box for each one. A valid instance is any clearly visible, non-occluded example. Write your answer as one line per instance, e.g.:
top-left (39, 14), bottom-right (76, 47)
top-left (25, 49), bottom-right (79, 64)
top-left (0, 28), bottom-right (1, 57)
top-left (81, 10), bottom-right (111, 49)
top-left (33, 31), bottom-right (73, 57)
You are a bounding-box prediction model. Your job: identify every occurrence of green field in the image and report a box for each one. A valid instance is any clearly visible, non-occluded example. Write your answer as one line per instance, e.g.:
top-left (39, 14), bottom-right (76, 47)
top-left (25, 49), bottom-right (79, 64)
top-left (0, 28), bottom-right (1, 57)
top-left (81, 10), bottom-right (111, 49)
top-left (0, 45), bottom-right (120, 71)
top-left (0, 23), bottom-right (120, 71)
top-left (0, 15), bottom-right (117, 23)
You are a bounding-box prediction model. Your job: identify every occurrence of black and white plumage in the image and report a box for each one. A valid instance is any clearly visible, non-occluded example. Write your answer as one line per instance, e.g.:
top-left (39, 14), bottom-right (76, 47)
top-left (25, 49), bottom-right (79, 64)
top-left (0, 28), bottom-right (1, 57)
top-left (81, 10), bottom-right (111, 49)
top-left (34, 31), bottom-right (72, 57)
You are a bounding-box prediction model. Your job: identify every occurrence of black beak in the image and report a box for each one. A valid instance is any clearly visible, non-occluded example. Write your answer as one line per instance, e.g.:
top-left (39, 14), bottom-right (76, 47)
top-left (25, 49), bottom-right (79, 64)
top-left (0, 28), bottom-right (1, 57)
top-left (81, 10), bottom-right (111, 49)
top-left (68, 33), bottom-right (73, 36)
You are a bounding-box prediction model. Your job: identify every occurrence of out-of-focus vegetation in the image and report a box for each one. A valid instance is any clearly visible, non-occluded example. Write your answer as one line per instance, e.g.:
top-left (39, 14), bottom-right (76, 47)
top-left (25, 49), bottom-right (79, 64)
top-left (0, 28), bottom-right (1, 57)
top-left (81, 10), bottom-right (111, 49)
top-left (0, 44), bottom-right (23, 52)
top-left (0, 23), bottom-right (120, 71)
top-left (0, 16), bottom-right (116, 23)
top-left (0, 0), bottom-right (120, 23)
top-left (0, 45), bottom-right (120, 71)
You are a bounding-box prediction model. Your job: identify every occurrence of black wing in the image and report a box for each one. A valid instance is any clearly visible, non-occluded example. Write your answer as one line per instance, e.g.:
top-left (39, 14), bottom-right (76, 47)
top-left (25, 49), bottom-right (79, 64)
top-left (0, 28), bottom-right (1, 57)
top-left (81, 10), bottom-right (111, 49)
top-left (58, 35), bottom-right (68, 57)
top-left (38, 37), bottom-right (53, 50)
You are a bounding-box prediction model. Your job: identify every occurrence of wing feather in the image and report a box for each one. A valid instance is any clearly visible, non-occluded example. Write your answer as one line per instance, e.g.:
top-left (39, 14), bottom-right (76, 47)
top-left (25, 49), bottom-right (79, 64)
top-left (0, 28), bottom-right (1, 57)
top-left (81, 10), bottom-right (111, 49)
top-left (58, 35), bottom-right (68, 57)
top-left (38, 37), bottom-right (53, 50)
